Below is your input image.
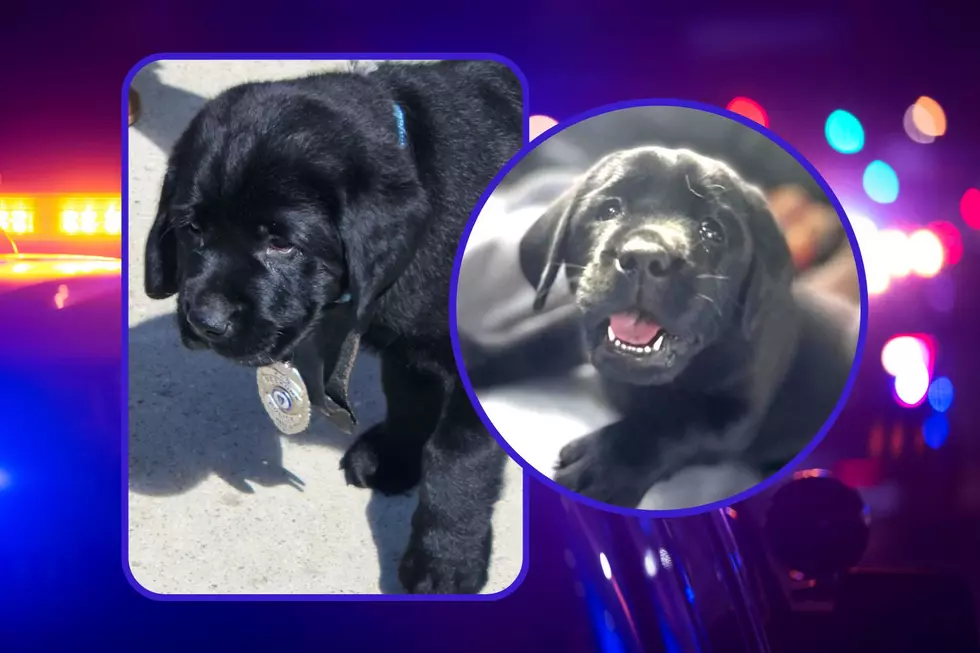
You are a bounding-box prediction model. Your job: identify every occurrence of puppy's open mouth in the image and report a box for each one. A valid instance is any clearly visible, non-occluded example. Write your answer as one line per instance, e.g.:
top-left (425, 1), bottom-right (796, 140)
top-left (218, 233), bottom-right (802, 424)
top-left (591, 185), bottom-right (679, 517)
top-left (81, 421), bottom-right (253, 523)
top-left (603, 312), bottom-right (674, 357)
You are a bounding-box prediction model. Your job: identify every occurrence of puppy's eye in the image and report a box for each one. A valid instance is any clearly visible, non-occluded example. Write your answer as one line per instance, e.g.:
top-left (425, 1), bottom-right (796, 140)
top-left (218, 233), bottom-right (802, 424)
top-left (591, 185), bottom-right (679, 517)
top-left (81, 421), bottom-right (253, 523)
top-left (186, 221), bottom-right (202, 236)
top-left (699, 218), bottom-right (725, 243)
top-left (596, 198), bottom-right (623, 221)
top-left (266, 237), bottom-right (295, 255)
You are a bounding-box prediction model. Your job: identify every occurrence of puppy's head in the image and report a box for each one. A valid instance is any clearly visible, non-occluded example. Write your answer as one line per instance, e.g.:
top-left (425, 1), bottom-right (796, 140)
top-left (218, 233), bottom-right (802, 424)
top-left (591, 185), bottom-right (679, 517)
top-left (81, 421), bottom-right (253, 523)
top-left (524, 146), bottom-right (792, 385)
top-left (144, 81), bottom-right (427, 365)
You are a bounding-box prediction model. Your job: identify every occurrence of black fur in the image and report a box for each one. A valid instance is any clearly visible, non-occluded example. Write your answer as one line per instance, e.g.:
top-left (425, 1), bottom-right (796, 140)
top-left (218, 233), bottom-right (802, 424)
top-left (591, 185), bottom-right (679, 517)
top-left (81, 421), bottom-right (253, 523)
top-left (522, 146), bottom-right (853, 508)
top-left (144, 60), bottom-right (523, 592)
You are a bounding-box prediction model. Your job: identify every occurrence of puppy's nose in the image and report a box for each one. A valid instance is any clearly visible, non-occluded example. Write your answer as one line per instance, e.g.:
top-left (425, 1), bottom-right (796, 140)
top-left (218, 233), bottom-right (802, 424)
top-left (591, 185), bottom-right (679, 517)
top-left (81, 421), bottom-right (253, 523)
top-left (186, 295), bottom-right (241, 342)
top-left (616, 240), bottom-right (678, 278)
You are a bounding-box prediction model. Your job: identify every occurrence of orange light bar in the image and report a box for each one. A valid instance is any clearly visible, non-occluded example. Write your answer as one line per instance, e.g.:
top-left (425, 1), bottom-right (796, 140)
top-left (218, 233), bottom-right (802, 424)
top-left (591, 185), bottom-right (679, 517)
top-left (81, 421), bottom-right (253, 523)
top-left (0, 257), bottom-right (122, 281)
top-left (0, 197), bottom-right (36, 235)
top-left (58, 197), bottom-right (122, 236)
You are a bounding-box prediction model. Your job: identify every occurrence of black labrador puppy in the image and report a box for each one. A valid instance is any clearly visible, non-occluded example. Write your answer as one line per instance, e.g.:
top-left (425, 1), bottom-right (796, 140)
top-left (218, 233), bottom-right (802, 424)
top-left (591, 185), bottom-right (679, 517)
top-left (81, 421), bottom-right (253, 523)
top-left (142, 60), bottom-right (524, 592)
top-left (523, 146), bottom-right (856, 508)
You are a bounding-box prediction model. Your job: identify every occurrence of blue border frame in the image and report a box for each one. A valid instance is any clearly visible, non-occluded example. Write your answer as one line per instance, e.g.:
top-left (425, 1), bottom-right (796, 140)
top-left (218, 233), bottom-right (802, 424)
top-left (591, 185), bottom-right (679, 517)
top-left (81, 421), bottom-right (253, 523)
top-left (120, 52), bottom-right (532, 602)
top-left (448, 98), bottom-right (870, 519)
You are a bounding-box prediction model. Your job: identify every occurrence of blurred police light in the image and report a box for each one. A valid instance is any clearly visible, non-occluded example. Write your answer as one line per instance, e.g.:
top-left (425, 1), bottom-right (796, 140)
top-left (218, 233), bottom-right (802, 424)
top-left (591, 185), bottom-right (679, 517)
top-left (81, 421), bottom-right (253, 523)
top-left (894, 363), bottom-right (930, 408)
top-left (0, 197), bottom-right (36, 235)
top-left (908, 229), bottom-right (945, 278)
top-left (59, 197), bottom-right (122, 236)
top-left (881, 335), bottom-right (931, 378)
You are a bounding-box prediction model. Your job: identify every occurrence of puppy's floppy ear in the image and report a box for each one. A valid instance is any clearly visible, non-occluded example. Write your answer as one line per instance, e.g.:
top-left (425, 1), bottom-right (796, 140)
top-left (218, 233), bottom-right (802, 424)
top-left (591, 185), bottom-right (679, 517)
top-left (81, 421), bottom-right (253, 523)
top-left (144, 165), bottom-right (181, 300)
top-left (340, 178), bottom-right (430, 329)
top-left (519, 183), bottom-right (582, 311)
top-left (740, 186), bottom-right (794, 337)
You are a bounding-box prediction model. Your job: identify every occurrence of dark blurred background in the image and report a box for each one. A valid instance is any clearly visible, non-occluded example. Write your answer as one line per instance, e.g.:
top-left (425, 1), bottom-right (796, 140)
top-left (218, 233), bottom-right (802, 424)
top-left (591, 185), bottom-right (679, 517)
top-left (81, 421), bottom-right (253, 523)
top-left (2, 0), bottom-right (980, 651)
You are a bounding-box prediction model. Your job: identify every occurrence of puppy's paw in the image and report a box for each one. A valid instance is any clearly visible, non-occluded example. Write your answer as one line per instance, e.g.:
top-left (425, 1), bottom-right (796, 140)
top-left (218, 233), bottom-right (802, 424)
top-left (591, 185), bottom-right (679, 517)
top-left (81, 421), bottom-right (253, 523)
top-left (398, 528), bottom-right (492, 594)
top-left (553, 437), bottom-right (602, 496)
top-left (557, 435), bottom-right (593, 468)
top-left (554, 435), bottom-right (648, 508)
top-left (339, 424), bottom-right (422, 495)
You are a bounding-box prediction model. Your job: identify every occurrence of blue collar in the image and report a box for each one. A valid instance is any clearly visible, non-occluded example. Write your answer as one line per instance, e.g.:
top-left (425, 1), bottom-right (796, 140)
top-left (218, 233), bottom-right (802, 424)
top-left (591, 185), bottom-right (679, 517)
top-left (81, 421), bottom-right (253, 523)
top-left (392, 103), bottom-right (408, 148)
top-left (330, 105), bottom-right (404, 308)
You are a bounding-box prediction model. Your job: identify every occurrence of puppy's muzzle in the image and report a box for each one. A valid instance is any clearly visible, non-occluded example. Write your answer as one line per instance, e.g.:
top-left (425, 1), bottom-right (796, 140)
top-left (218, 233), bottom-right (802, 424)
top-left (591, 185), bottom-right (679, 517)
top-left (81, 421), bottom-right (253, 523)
top-left (614, 236), bottom-right (683, 280)
top-left (185, 294), bottom-right (244, 344)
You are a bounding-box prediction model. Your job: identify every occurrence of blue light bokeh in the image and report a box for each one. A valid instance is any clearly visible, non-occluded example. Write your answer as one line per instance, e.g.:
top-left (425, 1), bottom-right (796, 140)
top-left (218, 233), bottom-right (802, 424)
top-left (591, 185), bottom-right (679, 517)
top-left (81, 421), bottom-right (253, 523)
top-left (928, 376), bottom-right (955, 413)
top-left (922, 413), bottom-right (951, 450)
top-left (863, 160), bottom-right (900, 204)
top-left (825, 109), bottom-right (865, 154)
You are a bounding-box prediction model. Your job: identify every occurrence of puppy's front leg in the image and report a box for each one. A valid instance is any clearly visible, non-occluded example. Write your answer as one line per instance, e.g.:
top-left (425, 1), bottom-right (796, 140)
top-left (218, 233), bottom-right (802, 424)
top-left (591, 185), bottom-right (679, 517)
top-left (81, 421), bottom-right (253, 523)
top-left (340, 350), bottom-right (442, 494)
top-left (398, 387), bottom-right (506, 594)
top-left (555, 386), bottom-right (753, 508)
top-left (553, 418), bottom-right (670, 508)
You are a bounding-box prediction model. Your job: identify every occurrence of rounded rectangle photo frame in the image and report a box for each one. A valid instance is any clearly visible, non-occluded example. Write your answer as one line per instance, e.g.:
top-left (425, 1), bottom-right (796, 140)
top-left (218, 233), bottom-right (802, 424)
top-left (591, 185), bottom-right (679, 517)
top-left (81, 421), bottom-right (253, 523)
top-left (122, 52), bottom-right (530, 601)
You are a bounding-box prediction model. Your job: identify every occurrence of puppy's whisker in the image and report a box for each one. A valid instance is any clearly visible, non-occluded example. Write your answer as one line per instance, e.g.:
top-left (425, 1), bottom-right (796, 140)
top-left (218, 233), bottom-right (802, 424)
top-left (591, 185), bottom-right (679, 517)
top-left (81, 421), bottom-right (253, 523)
top-left (696, 293), bottom-right (723, 318)
top-left (695, 274), bottom-right (729, 280)
top-left (685, 174), bottom-right (706, 199)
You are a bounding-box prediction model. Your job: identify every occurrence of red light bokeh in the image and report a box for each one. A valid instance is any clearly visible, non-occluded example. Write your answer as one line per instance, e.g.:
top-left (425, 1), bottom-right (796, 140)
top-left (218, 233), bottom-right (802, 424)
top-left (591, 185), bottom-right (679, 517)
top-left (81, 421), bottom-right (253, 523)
top-left (727, 97), bottom-right (769, 128)
top-left (960, 188), bottom-right (980, 229)
top-left (927, 220), bottom-right (963, 266)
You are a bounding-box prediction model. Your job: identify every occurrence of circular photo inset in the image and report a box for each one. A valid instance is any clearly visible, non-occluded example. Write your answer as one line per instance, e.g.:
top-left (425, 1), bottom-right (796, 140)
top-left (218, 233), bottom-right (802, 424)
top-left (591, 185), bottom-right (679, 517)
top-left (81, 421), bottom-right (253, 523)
top-left (452, 100), bottom-right (867, 515)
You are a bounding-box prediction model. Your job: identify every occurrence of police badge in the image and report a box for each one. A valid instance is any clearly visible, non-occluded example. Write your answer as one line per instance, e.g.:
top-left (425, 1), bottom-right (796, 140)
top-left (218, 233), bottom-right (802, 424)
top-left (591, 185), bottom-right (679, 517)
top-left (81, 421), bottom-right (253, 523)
top-left (256, 361), bottom-right (313, 435)
top-left (256, 296), bottom-right (360, 436)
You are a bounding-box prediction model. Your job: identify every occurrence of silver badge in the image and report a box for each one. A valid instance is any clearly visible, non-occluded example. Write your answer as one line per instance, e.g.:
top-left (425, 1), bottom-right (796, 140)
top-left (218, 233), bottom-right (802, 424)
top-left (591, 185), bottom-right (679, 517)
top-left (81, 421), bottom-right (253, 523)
top-left (256, 362), bottom-right (311, 435)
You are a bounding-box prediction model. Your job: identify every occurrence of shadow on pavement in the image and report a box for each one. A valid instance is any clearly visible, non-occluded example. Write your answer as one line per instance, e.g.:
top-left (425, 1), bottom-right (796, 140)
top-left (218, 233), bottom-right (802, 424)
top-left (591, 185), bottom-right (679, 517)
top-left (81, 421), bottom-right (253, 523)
top-left (128, 62), bottom-right (208, 154)
top-left (367, 491), bottom-right (418, 593)
top-left (128, 311), bottom-right (418, 593)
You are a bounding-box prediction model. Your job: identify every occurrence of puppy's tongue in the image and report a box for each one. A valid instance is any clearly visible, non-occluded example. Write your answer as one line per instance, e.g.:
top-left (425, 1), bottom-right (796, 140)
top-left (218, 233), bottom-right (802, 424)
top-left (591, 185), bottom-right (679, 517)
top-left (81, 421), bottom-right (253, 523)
top-left (609, 313), bottom-right (661, 345)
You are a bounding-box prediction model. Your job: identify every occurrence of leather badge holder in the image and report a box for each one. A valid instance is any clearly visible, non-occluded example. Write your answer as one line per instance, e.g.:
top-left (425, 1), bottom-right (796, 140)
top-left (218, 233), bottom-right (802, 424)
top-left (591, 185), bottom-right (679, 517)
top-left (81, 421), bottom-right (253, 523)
top-left (256, 303), bottom-right (361, 435)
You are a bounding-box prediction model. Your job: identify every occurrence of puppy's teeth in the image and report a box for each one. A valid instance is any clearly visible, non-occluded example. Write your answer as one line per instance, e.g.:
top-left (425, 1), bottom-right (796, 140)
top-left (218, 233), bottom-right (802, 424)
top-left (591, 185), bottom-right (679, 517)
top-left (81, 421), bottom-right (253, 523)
top-left (643, 346), bottom-right (653, 354)
top-left (614, 339), bottom-right (623, 349)
top-left (653, 333), bottom-right (665, 352)
top-left (607, 326), bottom-right (616, 341)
